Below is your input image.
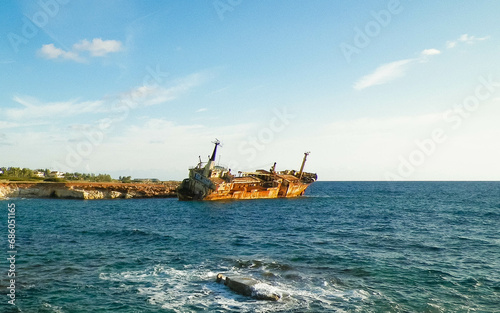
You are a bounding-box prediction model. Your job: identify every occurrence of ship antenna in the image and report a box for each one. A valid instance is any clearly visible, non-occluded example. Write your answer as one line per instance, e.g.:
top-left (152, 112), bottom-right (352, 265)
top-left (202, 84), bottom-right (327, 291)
top-left (298, 151), bottom-right (310, 179)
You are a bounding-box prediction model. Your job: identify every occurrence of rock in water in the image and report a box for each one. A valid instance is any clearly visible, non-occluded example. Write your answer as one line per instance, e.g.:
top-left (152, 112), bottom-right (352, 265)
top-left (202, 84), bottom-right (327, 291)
top-left (216, 273), bottom-right (281, 301)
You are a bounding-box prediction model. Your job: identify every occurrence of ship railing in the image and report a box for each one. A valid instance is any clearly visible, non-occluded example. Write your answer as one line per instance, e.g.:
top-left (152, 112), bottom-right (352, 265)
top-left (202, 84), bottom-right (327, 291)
top-left (213, 165), bottom-right (229, 171)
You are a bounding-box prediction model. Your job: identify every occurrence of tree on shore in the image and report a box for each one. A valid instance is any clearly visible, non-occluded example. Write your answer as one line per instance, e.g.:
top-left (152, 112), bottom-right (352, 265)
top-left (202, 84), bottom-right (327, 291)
top-left (0, 167), bottom-right (116, 182)
top-left (0, 167), bottom-right (34, 178)
top-left (119, 176), bottom-right (132, 183)
top-left (95, 174), bottom-right (112, 182)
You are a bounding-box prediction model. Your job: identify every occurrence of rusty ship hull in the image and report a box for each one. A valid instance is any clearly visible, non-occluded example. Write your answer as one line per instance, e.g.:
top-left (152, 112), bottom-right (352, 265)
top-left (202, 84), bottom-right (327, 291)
top-left (177, 140), bottom-right (317, 201)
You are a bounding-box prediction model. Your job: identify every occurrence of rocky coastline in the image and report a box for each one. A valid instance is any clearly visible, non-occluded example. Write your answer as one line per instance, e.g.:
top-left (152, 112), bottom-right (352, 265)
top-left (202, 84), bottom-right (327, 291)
top-left (0, 181), bottom-right (180, 200)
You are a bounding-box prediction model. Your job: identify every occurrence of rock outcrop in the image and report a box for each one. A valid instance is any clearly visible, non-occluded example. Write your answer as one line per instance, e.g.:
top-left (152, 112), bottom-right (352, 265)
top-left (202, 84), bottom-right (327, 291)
top-left (0, 182), bottom-right (180, 200)
top-left (216, 273), bottom-right (281, 301)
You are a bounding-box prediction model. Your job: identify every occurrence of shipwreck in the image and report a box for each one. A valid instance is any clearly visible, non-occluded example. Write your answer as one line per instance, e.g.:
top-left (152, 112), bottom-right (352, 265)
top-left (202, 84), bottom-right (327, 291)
top-left (177, 139), bottom-right (317, 201)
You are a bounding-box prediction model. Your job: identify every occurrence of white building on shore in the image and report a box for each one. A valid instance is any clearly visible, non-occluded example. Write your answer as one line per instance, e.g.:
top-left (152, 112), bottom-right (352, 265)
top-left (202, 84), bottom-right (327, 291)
top-left (49, 171), bottom-right (65, 179)
top-left (34, 171), bottom-right (45, 178)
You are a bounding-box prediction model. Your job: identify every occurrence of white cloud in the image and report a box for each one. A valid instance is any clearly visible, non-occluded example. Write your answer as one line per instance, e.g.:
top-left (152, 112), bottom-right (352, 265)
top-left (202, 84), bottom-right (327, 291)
top-left (0, 121), bottom-right (19, 129)
top-left (446, 41), bottom-right (456, 49)
top-left (446, 34), bottom-right (490, 49)
top-left (38, 38), bottom-right (123, 62)
top-left (196, 108), bottom-right (208, 113)
top-left (421, 48), bottom-right (441, 56)
top-left (73, 38), bottom-right (123, 57)
top-left (353, 59), bottom-right (414, 90)
top-left (38, 44), bottom-right (84, 62)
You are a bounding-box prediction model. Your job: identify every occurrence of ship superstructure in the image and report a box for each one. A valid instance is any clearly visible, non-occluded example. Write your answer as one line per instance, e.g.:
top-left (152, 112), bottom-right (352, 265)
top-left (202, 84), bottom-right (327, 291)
top-left (177, 140), bottom-right (317, 201)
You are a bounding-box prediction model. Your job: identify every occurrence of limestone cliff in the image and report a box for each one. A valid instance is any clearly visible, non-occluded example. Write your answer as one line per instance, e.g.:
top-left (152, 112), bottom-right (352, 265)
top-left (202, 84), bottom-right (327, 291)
top-left (0, 182), bottom-right (180, 200)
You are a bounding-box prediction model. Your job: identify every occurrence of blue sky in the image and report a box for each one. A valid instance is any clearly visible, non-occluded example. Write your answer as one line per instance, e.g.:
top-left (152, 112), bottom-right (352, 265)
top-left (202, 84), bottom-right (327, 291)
top-left (1, 0), bottom-right (500, 180)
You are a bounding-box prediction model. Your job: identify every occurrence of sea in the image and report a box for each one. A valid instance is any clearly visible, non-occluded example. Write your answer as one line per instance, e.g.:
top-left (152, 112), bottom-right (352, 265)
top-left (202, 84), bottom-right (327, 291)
top-left (1, 181), bottom-right (499, 312)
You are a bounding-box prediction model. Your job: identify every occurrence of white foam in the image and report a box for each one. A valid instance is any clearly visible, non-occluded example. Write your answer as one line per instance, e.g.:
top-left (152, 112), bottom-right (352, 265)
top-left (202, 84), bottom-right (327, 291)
top-left (42, 302), bottom-right (65, 313)
top-left (251, 282), bottom-right (283, 300)
top-left (427, 302), bottom-right (446, 313)
top-left (99, 264), bottom-right (374, 312)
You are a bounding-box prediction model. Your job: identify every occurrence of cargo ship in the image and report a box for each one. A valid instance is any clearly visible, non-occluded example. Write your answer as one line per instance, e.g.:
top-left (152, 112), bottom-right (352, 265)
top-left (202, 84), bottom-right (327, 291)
top-left (177, 140), bottom-right (317, 201)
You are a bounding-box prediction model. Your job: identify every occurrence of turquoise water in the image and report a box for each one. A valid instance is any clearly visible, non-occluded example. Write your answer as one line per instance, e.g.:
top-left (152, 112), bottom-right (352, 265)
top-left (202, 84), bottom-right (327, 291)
top-left (1, 182), bottom-right (499, 312)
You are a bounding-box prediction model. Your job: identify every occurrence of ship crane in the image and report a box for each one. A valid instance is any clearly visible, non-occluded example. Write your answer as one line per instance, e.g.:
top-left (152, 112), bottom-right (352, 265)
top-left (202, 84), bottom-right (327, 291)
top-left (298, 151), bottom-right (310, 179)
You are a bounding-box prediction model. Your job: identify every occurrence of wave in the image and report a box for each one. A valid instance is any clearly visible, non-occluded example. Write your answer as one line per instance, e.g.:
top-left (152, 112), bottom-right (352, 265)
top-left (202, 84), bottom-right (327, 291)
top-left (98, 261), bottom-right (377, 312)
top-left (231, 259), bottom-right (294, 272)
top-left (40, 302), bottom-right (65, 313)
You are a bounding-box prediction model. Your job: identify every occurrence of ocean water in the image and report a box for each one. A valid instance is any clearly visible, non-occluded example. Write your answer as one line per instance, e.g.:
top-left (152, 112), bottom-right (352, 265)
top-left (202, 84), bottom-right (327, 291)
top-left (1, 182), bottom-right (499, 312)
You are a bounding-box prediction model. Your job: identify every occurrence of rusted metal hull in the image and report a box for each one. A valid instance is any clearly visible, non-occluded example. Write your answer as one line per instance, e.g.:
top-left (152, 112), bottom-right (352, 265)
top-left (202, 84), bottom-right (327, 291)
top-left (177, 174), bottom-right (313, 201)
top-left (205, 183), bottom-right (310, 201)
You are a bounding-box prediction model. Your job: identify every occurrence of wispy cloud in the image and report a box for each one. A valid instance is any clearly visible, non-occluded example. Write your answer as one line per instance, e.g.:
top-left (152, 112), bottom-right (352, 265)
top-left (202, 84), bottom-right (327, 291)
top-left (446, 34), bottom-right (490, 49)
top-left (117, 72), bottom-right (208, 107)
top-left (5, 96), bottom-right (106, 120)
top-left (3, 71), bottom-right (209, 126)
top-left (0, 121), bottom-right (19, 129)
top-left (354, 59), bottom-right (413, 90)
top-left (354, 33), bottom-right (489, 90)
top-left (354, 48), bottom-right (441, 90)
top-left (38, 38), bottom-right (123, 62)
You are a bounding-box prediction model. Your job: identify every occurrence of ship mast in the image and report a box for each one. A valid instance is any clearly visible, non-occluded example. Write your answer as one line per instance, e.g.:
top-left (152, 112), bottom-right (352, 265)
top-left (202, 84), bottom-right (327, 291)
top-left (209, 139), bottom-right (220, 162)
top-left (298, 151), bottom-right (310, 179)
top-left (204, 139), bottom-right (221, 176)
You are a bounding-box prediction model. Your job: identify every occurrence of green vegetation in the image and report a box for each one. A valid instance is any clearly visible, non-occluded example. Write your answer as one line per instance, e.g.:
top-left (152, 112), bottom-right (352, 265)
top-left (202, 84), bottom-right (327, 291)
top-left (0, 167), bottom-right (164, 184)
top-left (119, 176), bottom-right (132, 183)
top-left (65, 173), bottom-right (113, 182)
top-left (0, 167), bottom-right (112, 183)
top-left (1, 167), bottom-right (36, 178)
top-left (0, 167), bottom-right (45, 181)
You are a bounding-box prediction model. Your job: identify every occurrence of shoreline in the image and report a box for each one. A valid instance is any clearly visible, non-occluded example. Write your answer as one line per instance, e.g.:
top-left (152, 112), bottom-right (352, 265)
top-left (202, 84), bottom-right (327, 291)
top-left (0, 181), bottom-right (180, 200)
